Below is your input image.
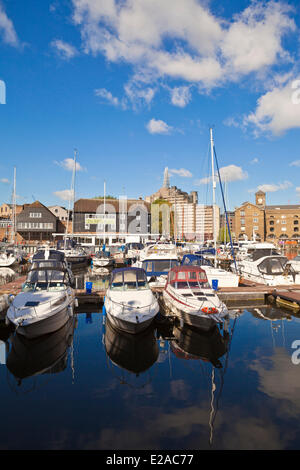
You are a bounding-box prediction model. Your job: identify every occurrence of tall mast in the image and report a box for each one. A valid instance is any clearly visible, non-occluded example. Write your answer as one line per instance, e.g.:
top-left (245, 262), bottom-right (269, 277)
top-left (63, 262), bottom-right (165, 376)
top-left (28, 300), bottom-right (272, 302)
top-left (11, 166), bottom-right (16, 244)
top-left (103, 180), bottom-right (106, 244)
top-left (72, 149), bottom-right (77, 236)
top-left (210, 128), bottom-right (217, 267)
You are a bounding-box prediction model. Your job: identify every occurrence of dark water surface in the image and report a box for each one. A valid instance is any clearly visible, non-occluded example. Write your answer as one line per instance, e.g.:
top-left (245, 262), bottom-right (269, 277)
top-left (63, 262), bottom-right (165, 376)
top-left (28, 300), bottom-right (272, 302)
top-left (1, 303), bottom-right (300, 450)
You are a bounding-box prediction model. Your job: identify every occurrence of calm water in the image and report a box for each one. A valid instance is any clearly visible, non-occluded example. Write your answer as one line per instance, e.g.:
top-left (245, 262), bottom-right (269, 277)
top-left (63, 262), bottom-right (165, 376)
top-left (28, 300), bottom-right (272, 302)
top-left (1, 262), bottom-right (300, 450)
top-left (1, 303), bottom-right (300, 450)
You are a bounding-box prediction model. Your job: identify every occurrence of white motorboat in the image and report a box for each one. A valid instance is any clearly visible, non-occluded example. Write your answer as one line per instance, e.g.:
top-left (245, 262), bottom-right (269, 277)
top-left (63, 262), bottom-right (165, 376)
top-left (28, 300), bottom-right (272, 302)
top-left (92, 250), bottom-right (114, 268)
top-left (287, 255), bottom-right (300, 273)
top-left (104, 267), bottom-right (159, 334)
top-left (162, 266), bottom-right (229, 331)
top-left (0, 251), bottom-right (17, 267)
top-left (6, 263), bottom-right (76, 339)
top-left (124, 242), bottom-right (144, 262)
top-left (236, 252), bottom-right (300, 286)
top-left (134, 243), bottom-right (179, 287)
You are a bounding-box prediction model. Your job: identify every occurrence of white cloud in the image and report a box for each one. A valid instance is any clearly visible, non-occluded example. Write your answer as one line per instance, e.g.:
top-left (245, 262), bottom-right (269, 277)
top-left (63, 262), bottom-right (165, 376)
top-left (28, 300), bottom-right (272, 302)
top-left (257, 181), bottom-right (292, 192)
top-left (53, 189), bottom-right (74, 201)
top-left (70, 0), bottom-right (296, 101)
top-left (51, 39), bottom-right (78, 59)
top-left (0, 3), bottom-right (19, 47)
top-left (146, 118), bottom-right (172, 135)
top-left (169, 168), bottom-right (193, 178)
top-left (251, 158), bottom-right (259, 164)
top-left (170, 86), bottom-right (192, 108)
top-left (244, 78), bottom-right (300, 135)
top-left (0, 178), bottom-right (9, 183)
top-left (290, 160), bottom-right (300, 167)
top-left (221, 1), bottom-right (295, 77)
top-left (196, 164), bottom-right (248, 184)
top-left (54, 158), bottom-right (85, 172)
top-left (95, 87), bottom-right (121, 107)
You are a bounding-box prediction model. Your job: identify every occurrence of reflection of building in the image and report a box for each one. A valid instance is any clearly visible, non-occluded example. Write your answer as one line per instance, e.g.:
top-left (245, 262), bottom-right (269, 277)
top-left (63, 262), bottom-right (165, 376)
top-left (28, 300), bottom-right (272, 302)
top-left (234, 191), bottom-right (300, 242)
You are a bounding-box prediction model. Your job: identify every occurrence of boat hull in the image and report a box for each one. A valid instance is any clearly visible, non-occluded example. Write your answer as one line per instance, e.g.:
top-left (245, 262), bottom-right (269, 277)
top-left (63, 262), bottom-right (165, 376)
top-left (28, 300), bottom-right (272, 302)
top-left (11, 305), bottom-right (74, 339)
top-left (106, 310), bottom-right (155, 334)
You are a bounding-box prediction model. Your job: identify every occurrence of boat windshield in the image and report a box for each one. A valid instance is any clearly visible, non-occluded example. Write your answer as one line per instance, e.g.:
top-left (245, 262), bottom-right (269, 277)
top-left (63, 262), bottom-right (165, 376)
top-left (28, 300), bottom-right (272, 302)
top-left (143, 259), bottom-right (178, 273)
top-left (110, 269), bottom-right (149, 291)
top-left (30, 260), bottom-right (66, 271)
top-left (168, 269), bottom-right (210, 289)
top-left (258, 257), bottom-right (288, 275)
top-left (22, 268), bottom-right (68, 292)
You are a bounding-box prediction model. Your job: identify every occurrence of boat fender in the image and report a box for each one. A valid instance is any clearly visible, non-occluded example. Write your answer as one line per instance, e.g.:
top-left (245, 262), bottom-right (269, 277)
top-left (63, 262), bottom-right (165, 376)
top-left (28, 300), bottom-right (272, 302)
top-left (8, 294), bottom-right (15, 304)
top-left (74, 298), bottom-right (79, 308)
top-left (136, 315), bottom-right (139, 323)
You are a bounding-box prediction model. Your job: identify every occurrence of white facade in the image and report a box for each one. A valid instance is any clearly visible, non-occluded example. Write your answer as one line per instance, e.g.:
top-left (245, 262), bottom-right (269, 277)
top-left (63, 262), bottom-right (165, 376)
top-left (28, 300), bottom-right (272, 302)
top-left (48, 205), bottom-right (69, 222)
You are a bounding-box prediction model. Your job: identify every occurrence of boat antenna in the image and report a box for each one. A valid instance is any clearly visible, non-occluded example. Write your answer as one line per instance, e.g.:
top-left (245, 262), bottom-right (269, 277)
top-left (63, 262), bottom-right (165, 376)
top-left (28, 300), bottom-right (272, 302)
top-left (213, 143), bottom-right (238, 274)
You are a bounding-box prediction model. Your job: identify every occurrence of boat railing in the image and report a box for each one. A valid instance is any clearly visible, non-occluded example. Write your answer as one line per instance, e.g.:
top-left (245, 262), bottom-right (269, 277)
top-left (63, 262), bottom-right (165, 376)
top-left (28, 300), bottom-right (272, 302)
top-left (108, 295), bottom-right (155, 314)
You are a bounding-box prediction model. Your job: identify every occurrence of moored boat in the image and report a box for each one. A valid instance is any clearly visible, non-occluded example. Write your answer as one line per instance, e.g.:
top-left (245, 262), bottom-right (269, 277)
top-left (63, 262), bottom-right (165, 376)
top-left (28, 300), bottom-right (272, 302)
top-left (6, 262), bottom-right (76, 339)
top-left (104, 267), bottom-right (159, 334)
top-left (162, 266), bottom-right (229, 331)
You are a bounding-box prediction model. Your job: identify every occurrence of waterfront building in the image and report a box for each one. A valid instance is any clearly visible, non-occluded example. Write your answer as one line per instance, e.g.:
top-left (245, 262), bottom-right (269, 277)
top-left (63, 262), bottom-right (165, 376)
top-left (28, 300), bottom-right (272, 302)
top-left (16, 201), bottom-right (65, 242)
top-left (48, 205), bottom-right (70, 222)
top-left (68, 197), bottom-right (152, 245)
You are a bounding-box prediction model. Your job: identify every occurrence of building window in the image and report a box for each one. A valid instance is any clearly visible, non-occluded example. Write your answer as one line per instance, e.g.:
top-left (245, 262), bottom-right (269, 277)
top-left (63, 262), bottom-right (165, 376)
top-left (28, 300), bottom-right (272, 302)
top-left (294, 227), bottom-right (299, 232)
top-left (253, 218), bottom-right (258, 223)
top-left (241, 218), bottom-right (245, 225)
top-left (294, 220), bottom-right (299, 225)
top-left (240, 211), bottom-right (245, 216)
top-left (29, 212), bottom-right (42, 218)
top-left (254, 226), bottom-right (259, 230)
top-left (269, 220), bottom-right (274, 225)
top-left (281, 220), bottom-right (286, 224)
top-left (241, 227), bottom-right (245, 231)
top-left (282, 227), bottom-right (287, 231)
top-left (270, 227), bottom-right (274, 232)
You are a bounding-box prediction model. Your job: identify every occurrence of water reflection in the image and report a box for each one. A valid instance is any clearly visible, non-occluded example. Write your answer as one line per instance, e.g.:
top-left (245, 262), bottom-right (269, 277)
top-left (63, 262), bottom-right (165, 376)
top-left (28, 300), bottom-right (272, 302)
top-left (6, 316), bottom-right (76, 387)
top-left (170, 324), bottom-right (230, 368)
top-left (104, 318), bottom-right (159, 384)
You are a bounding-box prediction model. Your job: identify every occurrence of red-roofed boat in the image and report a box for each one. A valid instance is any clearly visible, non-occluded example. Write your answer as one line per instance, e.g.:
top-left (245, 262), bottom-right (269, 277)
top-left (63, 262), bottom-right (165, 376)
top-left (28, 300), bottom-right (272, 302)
top-left (162, 266), bottom-right (229, 331)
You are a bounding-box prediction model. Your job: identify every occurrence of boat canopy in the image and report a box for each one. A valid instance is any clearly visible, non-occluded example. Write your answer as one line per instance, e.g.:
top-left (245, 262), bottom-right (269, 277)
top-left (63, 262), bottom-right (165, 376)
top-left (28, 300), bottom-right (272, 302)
top-left (125, 242), bottom-right (144, 251)
top-left (24, 266), bottom-right (72, 290)
top-left (30, 260), bottom-right (67, 271)
top-left (251, 249), bottom-right (280, 261)
top-left (142, 259), bottom-right (179, 276)
top-left (195, 248), bottom-right (216, 256)
top-left (32, 249), bottom-right (66, 262)
top-left (257, 256), bottom-right (288, 275)
top-left (166, 266), bottom-right (209, 289)
top-left (110, 267), bottom-right (149, 290)
top-left (95, 250), bottom-right (110, 258)
top-left (181, 254), bottom-right (213, 267)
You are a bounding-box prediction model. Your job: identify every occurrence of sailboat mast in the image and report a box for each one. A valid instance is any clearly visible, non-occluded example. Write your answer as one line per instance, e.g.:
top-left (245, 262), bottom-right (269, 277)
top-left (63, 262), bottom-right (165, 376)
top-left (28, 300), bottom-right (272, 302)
top-left (72, 149), bottom-right (77, 236)
top-left (103, 180), bottom-right (106, 245)
top-left (11, 166), bottom-right (16, 244)
top-left (210, 128), bottom-right (217, 267)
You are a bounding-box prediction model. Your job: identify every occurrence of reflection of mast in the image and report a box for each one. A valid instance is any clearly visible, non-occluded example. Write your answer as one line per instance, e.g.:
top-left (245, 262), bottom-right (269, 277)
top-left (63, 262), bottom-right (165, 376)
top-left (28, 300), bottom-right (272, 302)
top-left (209, 368), bottom-right (216, 446)
top-left (210, 128), bottom-right (217, 267)
top-left (65, 149), bottom-right (77, 249)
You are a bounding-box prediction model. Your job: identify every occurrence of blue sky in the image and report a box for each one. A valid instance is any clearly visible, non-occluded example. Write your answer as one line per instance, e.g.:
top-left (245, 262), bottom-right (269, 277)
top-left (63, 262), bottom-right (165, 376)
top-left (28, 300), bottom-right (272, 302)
top-left (0, 0), bottom-right (300, 211)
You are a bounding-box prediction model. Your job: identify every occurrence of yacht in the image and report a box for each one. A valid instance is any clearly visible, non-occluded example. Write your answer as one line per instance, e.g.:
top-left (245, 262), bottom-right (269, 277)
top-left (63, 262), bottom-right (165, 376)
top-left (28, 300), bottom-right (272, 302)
top-left (104, 267), bottom-right (159, 334)
top-left (134, 243), bottom-right (179, 287)
top-left (236, 250), bottom-right (300, 285)
top-left (57, 239), bottom-right (90, 268)
top-left (92, 249), bottom-right (114, 268)
top-left (162, 266), bottom-right (229, 331)
top-left (6, 261), bottom-right (76, 338)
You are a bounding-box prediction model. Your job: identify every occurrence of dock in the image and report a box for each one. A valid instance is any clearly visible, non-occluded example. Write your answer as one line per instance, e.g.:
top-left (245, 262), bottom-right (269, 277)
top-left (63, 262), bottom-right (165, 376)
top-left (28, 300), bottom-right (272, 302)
top-left (2, 275), bottom-right (300, 312)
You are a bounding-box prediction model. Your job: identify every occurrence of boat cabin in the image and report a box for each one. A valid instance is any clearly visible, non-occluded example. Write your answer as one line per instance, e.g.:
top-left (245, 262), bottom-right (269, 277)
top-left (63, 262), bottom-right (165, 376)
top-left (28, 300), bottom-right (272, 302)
top-left (166, 266), bottom-right (210, 290)
top-left (23, 265), bottom-right (73, 291)
top-left (109, 267), bottom-right (149, 291)
top-left (181, 254), bottom-right (213, 267)
top-left (257, 256), bottom-right (289, 275)
top-left (142, 258), bottom-right (179, 278)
